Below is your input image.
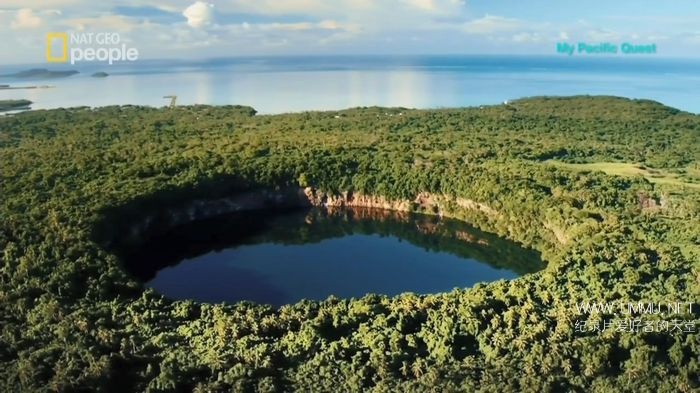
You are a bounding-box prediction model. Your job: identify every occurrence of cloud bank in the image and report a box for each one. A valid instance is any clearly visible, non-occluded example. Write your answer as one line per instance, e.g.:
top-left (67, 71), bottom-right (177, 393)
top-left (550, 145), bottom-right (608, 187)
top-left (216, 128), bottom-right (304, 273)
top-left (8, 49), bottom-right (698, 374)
top-left (0, 0), bottom-right (698, 63)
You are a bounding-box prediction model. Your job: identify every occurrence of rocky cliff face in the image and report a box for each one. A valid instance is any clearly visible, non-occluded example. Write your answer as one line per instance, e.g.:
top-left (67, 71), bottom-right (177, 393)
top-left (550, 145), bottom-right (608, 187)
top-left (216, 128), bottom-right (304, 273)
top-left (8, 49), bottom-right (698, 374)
top-left (301, 188), bottom-right (501, 218)
top-left (119, 187), bottom-right (503, 246)
top-left (301, 188), bottom-right (413, 211)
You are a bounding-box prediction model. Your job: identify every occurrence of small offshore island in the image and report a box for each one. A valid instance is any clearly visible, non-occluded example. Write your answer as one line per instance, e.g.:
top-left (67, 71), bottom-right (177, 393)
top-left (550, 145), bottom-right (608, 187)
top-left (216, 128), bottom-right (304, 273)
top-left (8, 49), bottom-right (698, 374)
top-left (0, 68), bottom-right (79, 79)
top-left (0, 99), bottom-right (32, 112)
top-left (0, 96), bottom-right (698, 391)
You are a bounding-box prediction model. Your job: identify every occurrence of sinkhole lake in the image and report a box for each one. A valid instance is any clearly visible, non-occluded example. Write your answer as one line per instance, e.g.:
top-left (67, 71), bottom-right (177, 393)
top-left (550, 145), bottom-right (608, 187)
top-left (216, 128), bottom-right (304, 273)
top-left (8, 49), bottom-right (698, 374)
top-left (122, 208), bottom-right (543, 307)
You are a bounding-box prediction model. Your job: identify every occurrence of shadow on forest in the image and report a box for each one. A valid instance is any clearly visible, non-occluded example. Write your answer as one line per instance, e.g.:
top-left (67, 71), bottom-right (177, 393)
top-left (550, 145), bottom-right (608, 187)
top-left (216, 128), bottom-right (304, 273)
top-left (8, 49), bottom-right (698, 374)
top-left (92, 178), bottom-right (544, 289)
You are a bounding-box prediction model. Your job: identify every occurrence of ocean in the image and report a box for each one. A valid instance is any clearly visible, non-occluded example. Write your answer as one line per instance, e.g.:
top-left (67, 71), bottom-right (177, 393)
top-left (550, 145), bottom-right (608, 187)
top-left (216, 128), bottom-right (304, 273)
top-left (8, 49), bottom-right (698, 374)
top-left (1, 55), bottom-right (699, 114)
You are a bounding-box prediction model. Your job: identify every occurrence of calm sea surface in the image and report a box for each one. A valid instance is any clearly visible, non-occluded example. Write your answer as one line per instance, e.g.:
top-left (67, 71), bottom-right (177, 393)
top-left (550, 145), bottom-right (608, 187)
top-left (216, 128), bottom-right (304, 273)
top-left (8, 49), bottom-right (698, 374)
top-left (1, 55), bottom-right (699, 114)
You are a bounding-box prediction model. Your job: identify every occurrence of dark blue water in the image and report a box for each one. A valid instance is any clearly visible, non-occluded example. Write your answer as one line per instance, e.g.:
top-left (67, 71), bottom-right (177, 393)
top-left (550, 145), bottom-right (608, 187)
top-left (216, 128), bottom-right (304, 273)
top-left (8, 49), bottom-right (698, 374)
top-left (2, 55), bottom-right (699, 113)
top-left (123, 208), bottom-right (543, 307)
top-left (148, 235), bottom-right (518, 306)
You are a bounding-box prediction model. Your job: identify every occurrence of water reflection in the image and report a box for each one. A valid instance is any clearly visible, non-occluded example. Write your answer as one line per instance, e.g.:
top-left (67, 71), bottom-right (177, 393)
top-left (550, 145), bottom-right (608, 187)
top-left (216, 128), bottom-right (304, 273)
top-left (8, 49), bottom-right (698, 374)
top-left (2, 56), bottom-right (699, 114)
top-left (120, 207), bottom-right (543, 306)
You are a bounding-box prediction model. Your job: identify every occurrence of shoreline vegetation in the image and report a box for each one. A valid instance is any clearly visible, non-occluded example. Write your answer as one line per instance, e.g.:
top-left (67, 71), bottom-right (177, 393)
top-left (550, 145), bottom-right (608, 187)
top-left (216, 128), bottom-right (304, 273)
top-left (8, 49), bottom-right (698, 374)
top-left (0, 99), bottom-right (32, 112)
top-left (0, 96), bottom-right (698, 391)
top-left (0, 68), bottom-right (79, 79)
top-left (0, 85), bottom-right (54, 90)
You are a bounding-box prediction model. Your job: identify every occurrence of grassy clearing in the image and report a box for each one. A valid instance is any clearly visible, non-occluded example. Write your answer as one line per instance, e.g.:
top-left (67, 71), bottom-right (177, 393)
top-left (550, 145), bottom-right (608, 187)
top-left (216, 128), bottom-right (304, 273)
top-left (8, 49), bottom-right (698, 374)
top-left (545, 161), bottom-right (700, 190)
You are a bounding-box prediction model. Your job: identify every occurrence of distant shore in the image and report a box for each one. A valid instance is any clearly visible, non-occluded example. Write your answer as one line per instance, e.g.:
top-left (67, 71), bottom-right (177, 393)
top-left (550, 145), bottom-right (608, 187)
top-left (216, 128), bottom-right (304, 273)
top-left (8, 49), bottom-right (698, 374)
top-left (0, 85), bottom-right (55, 90)
top-left (0, 99), bottom-right (33, 112)
top-left (0, 68), bottom-right (78, 79)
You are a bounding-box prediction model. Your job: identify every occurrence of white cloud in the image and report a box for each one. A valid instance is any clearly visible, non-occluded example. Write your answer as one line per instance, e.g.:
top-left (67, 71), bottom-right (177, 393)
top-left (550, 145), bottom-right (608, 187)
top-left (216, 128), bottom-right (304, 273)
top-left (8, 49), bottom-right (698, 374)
top-left (183, 1), bottom-right (214, 28)
top-left (221, 0), bottom-right (337, 16)
top-left (217, 0), bottom-right (463, 23)
top-left (0, 0), bottom-right (699, 63)
top-left (1, 0), bottom-right (80, 7)
top-left (252, 20), bottom-right (350, 32)
top-left (62, 14), bottom-right (141, 32)
top-left (462, 15), bottom-right (522, 35)
top-left (403, 0), bottom-right (466, 12)
top-left (11, 8), bottom-right (42, 29)
top-left (684, 32), bottom-right (700, 45)
top-left (512, 32), bottom-right (543, 43)
top-left (646, 34), bottom-right (668, 41)
top-left (260, 22), bottom-right (319, 31)
top-left (585, 28), bottom-right (620, 41)
top-left (404, 0), bottom-right (436, 11)
top-left (318, 20), bottom-right (340, 30)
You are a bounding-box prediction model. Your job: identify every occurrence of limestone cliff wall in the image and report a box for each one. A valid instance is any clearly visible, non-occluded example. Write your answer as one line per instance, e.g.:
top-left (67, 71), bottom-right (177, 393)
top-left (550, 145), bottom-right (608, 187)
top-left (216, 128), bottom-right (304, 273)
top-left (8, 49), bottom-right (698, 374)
top-left (120, 187), bottom-right (503, 246)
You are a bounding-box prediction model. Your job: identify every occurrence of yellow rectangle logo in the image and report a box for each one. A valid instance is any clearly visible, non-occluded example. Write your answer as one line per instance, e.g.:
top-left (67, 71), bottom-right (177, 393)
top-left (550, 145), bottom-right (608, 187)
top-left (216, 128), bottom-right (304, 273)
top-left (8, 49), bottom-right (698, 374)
top-left (46, 32), bottom-right (68, 63)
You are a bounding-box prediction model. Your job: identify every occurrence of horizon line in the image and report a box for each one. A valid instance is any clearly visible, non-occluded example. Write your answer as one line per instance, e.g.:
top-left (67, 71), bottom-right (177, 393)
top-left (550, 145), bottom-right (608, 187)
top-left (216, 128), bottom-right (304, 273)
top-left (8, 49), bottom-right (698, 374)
top-left (2, 52), bottom-right (700, 69)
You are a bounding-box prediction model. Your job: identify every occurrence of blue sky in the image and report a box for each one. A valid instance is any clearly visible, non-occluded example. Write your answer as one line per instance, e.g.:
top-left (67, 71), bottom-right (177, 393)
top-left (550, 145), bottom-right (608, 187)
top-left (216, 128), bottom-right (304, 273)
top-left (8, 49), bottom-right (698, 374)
top-left (1, 0), bottom-right (699, 63)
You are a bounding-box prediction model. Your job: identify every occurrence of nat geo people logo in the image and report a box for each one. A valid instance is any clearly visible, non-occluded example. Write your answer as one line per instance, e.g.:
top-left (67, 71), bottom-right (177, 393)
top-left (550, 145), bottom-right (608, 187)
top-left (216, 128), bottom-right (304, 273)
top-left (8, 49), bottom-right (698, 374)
top-left (46, 32), bottom-right (139, 65)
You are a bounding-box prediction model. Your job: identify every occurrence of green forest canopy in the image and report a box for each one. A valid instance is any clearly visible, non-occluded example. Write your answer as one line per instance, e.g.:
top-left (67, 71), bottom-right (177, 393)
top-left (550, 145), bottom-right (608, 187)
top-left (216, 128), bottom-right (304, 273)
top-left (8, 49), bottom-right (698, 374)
top-left (0, 96), bottom-right (698, 391)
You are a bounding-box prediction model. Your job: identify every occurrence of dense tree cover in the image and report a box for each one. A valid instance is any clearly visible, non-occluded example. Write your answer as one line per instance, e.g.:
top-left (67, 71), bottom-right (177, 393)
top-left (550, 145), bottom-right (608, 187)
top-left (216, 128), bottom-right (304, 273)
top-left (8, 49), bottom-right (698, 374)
top-left (0, 100), bottom-right (32, 113)
top-left (0, 96), bottom-right (698, 391)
